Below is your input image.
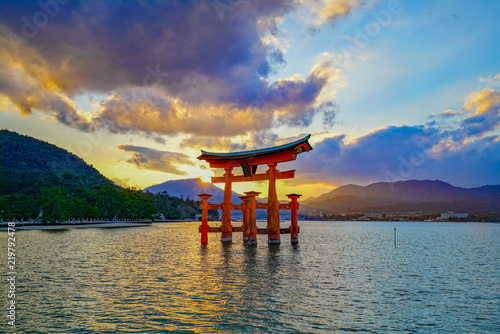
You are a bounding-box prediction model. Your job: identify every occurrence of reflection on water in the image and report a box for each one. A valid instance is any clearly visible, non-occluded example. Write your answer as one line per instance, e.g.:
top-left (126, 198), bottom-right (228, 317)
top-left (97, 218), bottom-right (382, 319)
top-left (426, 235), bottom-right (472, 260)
top-left (1, 221), bottom-right (499, 333)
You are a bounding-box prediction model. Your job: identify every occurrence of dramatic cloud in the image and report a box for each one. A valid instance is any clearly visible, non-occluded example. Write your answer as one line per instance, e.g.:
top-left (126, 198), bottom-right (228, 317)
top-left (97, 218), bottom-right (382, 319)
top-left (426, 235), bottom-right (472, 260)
top-left (0, 0), bottom-right (346, 139)
top-left (92, 59), bottom-right (341, 137)
top-left (264, 59), bottom-right (341, 127)
top-left (117, 144), bottom-right (195, 175)
top-left (295, 125), bottom-right (441, 182)
top-left (0, 49), bottom-right (91, 130)
top-left (95, 86), bottom-right (274, 137)
top-left (295, 117), bottom-right (500, 188)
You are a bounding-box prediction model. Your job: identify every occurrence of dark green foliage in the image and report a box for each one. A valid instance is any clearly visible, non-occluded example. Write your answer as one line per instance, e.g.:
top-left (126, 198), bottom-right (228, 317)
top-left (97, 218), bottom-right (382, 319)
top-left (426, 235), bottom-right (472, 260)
top-left (151, 192), bottom-right (194, 220)
top-left (207, 209), bottom-right (219, 221)
top-left (0, 184), bottom-right (206, 223)
top-left (0, 130), bottom-right (218, 223)
top-left (0, 129), bottom-right (112, 196)
top-left (0, 186), bottom-right (160, 223)
top-left (0, 194), bottom-right (41, 220)
top-left (42, 187), bottom-right (70, 222)
top-left (148, 191), bottom-right (217, 220)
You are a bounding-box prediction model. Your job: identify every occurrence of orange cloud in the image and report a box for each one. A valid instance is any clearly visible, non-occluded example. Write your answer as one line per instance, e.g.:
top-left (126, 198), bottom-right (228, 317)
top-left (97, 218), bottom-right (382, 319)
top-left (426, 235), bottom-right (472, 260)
top-left (439, 109), bottom-right (459, 116)
top-left (95, 87), bottom-right (274, 137)
top-left (462, 88), bottom-right (500, 116)
top-left (179, 136), bottom-right (247, 152)
top-left (459, 88), bottom-right (500, 137)
top-left (310, 0), bottom-right (368, 25)
top-left (0, 45), bottom-right (91, 130)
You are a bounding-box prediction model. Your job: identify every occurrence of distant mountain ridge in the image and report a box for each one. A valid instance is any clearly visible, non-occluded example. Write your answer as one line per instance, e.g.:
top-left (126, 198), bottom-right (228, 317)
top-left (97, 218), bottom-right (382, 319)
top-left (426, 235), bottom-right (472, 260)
top-left (302, 180), bottom-right (500, 214)
top-left (144, 178), bottom-right (243, 204)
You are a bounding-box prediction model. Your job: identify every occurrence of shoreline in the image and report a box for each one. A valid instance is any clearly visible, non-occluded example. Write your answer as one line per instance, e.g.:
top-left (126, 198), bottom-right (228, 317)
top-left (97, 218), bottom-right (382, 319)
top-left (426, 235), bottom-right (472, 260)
top-left (0, 222), bottom-right (152, 231)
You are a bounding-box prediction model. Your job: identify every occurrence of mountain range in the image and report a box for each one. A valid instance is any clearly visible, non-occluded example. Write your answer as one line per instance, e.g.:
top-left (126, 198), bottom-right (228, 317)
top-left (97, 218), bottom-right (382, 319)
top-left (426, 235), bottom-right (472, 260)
top-left (301, 180), bottom-right (500, 214)
top-left (144, 178), bottom-right (500, 215)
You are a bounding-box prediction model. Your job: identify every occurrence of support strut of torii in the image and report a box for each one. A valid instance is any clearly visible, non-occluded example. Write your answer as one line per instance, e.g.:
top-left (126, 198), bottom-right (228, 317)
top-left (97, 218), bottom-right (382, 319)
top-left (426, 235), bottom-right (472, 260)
top-left (197, 135), bottom-right (313, 245)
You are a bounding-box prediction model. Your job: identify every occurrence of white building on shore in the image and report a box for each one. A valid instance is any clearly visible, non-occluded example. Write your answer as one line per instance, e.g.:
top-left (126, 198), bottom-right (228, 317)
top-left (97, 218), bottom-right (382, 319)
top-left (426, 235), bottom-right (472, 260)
top-left (438, 211), bottom-right (468, 220)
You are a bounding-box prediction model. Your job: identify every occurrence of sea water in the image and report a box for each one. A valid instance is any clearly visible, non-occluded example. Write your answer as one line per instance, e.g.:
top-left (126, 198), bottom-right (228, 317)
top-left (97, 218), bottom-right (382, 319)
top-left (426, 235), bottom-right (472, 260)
top-left (1, 221), bottom-right (499, 333)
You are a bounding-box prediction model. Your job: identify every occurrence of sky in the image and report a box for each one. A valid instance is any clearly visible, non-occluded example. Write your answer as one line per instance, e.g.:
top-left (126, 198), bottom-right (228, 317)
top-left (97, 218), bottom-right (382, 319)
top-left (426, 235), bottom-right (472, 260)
top-left (1, 0), bottom-right (499, 199)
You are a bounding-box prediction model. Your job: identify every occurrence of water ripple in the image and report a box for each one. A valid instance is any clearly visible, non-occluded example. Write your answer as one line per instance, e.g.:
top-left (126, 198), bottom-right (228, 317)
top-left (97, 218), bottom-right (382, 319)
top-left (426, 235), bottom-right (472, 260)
top-left (0, 221), bottom-right (499, 332)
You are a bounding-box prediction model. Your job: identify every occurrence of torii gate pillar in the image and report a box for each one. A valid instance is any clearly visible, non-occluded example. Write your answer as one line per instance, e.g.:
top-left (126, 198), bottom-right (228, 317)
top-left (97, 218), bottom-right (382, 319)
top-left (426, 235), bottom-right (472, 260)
top-left (245, 191), bottom-right (260, 246)
top-left (221, 167), bottom-right (233, 242)
top-left (239, 196), bottom-right (250, 241)
top-left (267, 163), bottom-right (280, 244)
top-left (287, 193), bottom-right (301, 244)
top-left (198, 193), bottom-right (213, 245)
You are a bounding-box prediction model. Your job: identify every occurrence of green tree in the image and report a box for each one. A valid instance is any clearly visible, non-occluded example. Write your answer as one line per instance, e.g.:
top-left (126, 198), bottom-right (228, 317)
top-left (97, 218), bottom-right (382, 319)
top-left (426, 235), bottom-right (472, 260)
top-left (41, 187), bottom-right (70, 223)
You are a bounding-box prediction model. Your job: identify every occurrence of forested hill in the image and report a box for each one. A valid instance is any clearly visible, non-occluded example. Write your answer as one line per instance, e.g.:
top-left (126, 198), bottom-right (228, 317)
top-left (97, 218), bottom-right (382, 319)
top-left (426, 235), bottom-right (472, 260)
top-left (0, 130), bottom-right (215, 222)
top-left (0, 129), bottom-right (112, 196)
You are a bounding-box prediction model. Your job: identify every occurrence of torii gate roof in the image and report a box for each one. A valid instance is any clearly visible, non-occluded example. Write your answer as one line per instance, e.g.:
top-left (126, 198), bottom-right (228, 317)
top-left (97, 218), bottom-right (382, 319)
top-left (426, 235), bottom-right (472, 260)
top-left (197, 134), bottom-right (313, 168)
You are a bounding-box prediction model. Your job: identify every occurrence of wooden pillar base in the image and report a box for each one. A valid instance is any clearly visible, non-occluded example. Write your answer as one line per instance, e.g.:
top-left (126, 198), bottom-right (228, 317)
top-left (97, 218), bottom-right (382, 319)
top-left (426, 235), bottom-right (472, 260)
top-left (247, 237), bottom-right (257, 246)
top-left (245, 190), bottom-right (260, 247)
top-left (201, 228), bottom-right (208, 244)
top-left (268, 235), bottom-right (280, 244)
top-left (240, 196), bottom-right (250, 243)
top-left (287, 193), bottom-right (301, 245)
top-left (221, 233), bottom-right (232, 243)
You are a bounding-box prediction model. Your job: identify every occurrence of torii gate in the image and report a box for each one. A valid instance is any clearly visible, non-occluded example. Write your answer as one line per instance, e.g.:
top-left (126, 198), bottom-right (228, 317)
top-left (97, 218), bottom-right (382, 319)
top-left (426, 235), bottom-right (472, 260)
top-left (197, 134), bottom-right (313, 245)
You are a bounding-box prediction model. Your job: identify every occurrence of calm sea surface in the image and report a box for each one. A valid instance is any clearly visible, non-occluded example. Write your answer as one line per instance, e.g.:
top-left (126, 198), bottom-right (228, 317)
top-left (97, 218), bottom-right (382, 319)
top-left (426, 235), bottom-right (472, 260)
top-left (1, 221), bottom-right (499, 333)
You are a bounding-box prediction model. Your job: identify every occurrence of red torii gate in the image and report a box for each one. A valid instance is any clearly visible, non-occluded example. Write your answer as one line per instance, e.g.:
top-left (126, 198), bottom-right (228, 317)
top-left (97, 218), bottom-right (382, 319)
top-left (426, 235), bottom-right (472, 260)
top-left (197, 135), bottom-right (313, 245)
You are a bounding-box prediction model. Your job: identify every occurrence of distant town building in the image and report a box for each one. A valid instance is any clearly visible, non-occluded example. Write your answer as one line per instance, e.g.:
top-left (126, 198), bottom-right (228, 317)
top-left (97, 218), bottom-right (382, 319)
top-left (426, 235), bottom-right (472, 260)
top-left (357, 213), bottom-right (384, 220)
top-left (438, 211), bottom-right (468, 220)
top-left (306, 210), bottom-right (322, 218)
